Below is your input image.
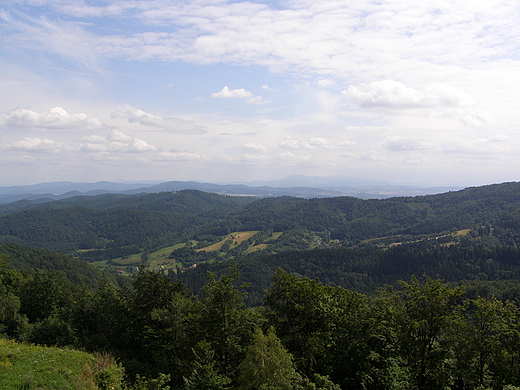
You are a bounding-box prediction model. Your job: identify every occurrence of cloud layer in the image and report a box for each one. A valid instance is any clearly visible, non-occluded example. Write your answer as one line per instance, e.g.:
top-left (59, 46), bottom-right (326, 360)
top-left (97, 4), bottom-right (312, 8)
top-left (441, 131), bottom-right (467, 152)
top-left (1, 0), bottom-right (520, 186)
top-left (1, 107), bottom-right (107, 130)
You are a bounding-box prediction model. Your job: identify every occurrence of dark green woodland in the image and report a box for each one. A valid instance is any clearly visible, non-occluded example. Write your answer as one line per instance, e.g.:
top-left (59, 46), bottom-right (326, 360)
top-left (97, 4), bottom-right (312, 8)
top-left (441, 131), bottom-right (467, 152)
top-left (2, 182), bottom-right (520, 389)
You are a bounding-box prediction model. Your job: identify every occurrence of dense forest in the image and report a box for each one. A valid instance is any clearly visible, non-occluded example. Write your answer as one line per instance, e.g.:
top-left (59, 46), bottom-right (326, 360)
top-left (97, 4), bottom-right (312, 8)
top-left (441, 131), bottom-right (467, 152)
top-left (1, 182), bottom-right (520, 262)
top-left (2, 254), bottom-right (520, 389)
top-left (2, 182), bottom-right (520, 388)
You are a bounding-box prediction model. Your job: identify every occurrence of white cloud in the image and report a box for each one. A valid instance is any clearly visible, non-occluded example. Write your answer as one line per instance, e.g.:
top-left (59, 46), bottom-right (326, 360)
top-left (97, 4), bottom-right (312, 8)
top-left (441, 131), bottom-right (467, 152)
top-left (1, 137), bottom-right (63, 152)
top-left (107, 129), bottom-right (133, 143)
top-left (276, 151), bottom-right (311, 161)
top-left (279, 137), bottom-right (312, 150)
top-left (238, 154), bottom-right (267, 162)
top-left (211, 86), bottom-right (268, 104)
top-left (212, 86), bottom-right (253, 99)
top-left (385, 136), bottom-right (428, 152)
top-left (489, 134), bottom-right (511, 142)
top-left (2, 1), bottom-right (520, 186)
top-left (343, 80), bottom-right (473, 110)
top-left (339, 139), bottom-right (357, 146)
top-left (1, 12), bottom-right (104, 71)
top-left (246, 96), bottom-right (268, 105)
top-left (358, 153), bottom-right (387, 162)
top-left (1, 107), bottom-right (108, 130)
top-left (442, 137), bottom-right (512, 155)
top-left (462, 111), bottom-right (495, 127)
top-left (318, 79), bottom-right (335, 87)
top-left (243, 143), bottom-right (267, 152)
top-left (279, 136), bottom-right (329, 150)
top-left (111, 106), bottom-right (207, 134)
top-left (4, 1), bottom-right (520, 85)
top-left (309, 137), bottom-right (329, 147)
top-left (157, 150), bottom-right (205, 161)
top-left (79, 130), bottom-right (157, 153)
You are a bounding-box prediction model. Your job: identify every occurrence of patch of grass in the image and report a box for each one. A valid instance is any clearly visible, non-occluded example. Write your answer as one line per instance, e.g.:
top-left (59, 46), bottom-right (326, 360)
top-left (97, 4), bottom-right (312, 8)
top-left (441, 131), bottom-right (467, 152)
top-left (90, 259), bottom-right (108, 267)
top-left (196, 231), bottom-right (259, 252)
top-left (228, 231), bottom-right (258, 248)
top-left (147, 243), bottom-right (188, 269)
top-left (264, 232), bottom-right (283, 242)
top-left (245, 243), bottom-right (268, 254)
top-left (0, 339), bottom-right (125, 390)
top-left (0, 339), bottom-right (90, 389)
top-left (454, 228), bottom-right (471, 237)
top-left (113, 255), bottom-right (142, 266)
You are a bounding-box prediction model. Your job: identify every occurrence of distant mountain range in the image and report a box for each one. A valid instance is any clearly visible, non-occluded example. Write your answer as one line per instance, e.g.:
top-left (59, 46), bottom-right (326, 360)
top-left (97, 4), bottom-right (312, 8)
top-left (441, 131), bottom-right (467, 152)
top-left (0, 176), bottom-right (461, 204)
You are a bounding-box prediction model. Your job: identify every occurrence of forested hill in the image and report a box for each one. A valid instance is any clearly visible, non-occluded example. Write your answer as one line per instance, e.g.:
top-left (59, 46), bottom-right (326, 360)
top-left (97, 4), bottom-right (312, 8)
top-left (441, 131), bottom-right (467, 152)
top-left (3, 182), bottom-right (520, 389)
top-left (0, 182), bottom-right (520, 261)
top-left (0, 189), bottom-right (255, 216)
top-left (0, 243), bottom-right (113, 288)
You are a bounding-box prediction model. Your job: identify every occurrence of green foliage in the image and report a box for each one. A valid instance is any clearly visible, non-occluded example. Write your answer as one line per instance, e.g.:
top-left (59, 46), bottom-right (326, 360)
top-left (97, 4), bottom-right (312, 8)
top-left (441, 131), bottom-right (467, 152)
top-left (182, 238), bottom-right (520, 305)
top-left (0, 243), bottom-right (112, 287)
top-left (26, 314), bottom-right (76, 347)
top-left (263, 269), bottom-right (369, 388)
top-left (237, 327), bottom-right (301, 390)
top-left (3, 262), bottom-right (520, 389)
top-left (376, 277), bottom-right (464, 390)
top-left (4, 182), bottom-right (520, 268)
top-left (451, 297), bottom-right (520, 389)
top-left (93, 352), bottom-right (125, 390)
top-left (198, 266), bottom-right (258, 378)
top-left (297, 374), bottom-right (341, 390)
top-left (132, 373), bottom-right (171, 390)
top-left (3, 183), bottom-right (520, 389)
top-left (184, 340), bottom-right (232, 390)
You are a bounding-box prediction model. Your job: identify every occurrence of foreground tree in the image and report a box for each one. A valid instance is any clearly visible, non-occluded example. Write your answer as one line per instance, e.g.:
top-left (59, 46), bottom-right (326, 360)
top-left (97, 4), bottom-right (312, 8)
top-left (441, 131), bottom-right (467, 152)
top-left (198, 266), bottom-right (260, 380)
top-left (377, 277), bottom-right (464, 390)
top-left (237, 327), bottom-right (301, 390)
top-left (263, 268), bottom-right (369, 387)
top-left (451, 296), bottom-right (520, 389)
top-left (184, 340), bottom-right (231, 390)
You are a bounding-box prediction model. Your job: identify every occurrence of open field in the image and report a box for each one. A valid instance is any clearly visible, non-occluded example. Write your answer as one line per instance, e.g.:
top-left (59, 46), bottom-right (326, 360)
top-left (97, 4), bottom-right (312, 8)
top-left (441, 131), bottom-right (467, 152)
top-left (196, 231), bottom-right (259, 252)
top-left (92, 242), bottom-right (190, 271)
top-left (363, 229), bottom-right (473, 249)
top-left (264, 232), bottom-right (283, 242)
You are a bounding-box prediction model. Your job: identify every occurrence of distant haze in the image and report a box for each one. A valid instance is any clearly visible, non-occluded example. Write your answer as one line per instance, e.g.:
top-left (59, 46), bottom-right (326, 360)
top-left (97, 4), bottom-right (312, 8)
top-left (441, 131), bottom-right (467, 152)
top-left (0, 176), bottom-right (463, 204)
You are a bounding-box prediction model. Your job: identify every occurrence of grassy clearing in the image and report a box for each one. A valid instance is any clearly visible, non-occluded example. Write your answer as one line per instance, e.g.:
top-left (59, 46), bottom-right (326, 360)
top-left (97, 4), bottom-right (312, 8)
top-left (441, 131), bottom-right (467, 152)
top-left (147, 242), bottom-right (188, 269)
top-left (113, 255), bottom-right (142, 265)
top-left (264, 232), bottom-right (283, 242)
top-left (454, 228), bottom-right (471, 237)
top-left (196, 231), bottom-right (259, 252)
top-left (245, 243), bottom-right (268, 254)
top-left (93, 242), bottom-right (190, 271)
top-left (0, 339), bottom-right (123, 389)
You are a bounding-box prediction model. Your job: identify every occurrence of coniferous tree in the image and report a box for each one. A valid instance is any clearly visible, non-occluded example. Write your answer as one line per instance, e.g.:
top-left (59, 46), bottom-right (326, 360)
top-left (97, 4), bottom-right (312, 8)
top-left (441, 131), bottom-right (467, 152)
top-left (184, 340), bottom-right (232, 390)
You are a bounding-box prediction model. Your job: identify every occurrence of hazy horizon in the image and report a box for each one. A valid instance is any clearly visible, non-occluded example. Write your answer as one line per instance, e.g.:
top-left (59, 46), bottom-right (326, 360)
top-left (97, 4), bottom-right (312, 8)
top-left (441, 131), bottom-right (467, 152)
top-left (1, 1), bottom-right (520, 187)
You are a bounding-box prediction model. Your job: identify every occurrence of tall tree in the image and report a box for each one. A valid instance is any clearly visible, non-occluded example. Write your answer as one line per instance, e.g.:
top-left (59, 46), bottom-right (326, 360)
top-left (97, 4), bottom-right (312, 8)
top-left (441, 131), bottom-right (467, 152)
top-left (198, 266), bottom-right (258, 379)
top-left (263, 268), bottom-right (369, 387)
top-left (237, 327), bottom-right (301, 390)
top-left (378, 277), bottom-right (463, 390)
top-left (451, 296), bottom-right (520, 389)
top-left (183, 340), bottom-right (232, 390)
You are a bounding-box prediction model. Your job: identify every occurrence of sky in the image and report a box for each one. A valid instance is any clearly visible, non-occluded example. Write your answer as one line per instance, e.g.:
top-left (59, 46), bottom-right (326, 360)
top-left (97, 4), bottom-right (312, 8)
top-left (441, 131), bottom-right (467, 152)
top-left (1, 0), bottom-right (520, 187)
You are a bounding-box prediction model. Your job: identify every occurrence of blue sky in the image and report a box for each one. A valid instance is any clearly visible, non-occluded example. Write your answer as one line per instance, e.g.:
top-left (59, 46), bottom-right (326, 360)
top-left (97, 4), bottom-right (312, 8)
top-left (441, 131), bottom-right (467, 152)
top-left (1, 0), bottom-right (520, 186)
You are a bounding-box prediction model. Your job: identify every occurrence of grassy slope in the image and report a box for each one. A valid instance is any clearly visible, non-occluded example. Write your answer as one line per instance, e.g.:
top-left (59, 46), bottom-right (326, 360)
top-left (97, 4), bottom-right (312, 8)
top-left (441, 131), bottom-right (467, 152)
top-left (0, 339), bottom-right (123, 389)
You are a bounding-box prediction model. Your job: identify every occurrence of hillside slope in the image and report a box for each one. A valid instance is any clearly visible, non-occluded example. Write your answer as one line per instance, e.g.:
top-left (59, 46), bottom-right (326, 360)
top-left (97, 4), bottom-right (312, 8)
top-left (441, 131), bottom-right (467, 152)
top-left (0, 243), bottom-right (114, 287)
top-left (0, 339), bottom-right (124, 389)
top-left (0, 182), bottom-right (519, 264)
